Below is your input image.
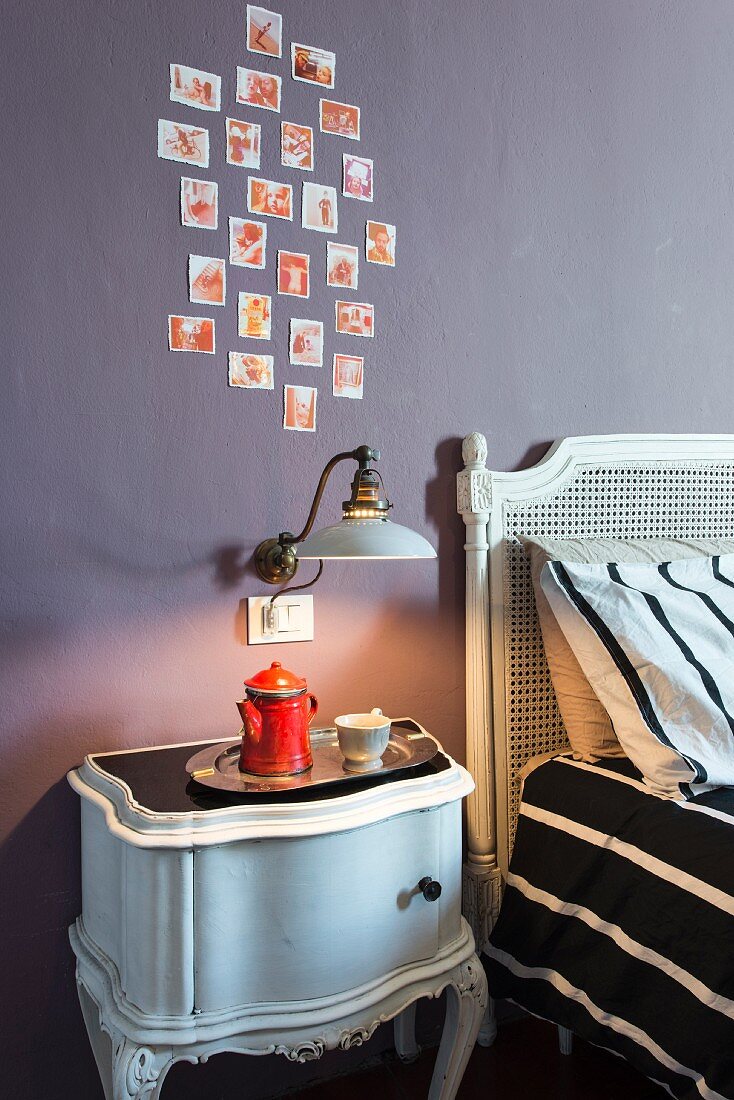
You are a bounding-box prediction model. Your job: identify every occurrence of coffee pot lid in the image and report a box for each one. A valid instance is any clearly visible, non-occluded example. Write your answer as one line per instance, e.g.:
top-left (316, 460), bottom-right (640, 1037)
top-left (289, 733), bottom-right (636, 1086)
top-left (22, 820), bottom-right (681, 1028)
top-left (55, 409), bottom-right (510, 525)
top-left (244, 660), bottom-right (307, 696)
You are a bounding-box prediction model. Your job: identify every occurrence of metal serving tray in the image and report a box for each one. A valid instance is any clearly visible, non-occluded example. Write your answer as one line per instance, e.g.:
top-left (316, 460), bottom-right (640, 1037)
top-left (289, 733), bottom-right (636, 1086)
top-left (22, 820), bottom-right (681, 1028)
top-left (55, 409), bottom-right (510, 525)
top-left (185, 719), bottom-right (438, 795)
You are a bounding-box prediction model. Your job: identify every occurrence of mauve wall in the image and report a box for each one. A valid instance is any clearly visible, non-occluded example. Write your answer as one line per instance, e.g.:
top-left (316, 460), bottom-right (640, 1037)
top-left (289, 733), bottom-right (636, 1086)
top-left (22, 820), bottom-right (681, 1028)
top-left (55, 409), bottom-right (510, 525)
top-left (4, 1), bottom-right (734, 1095)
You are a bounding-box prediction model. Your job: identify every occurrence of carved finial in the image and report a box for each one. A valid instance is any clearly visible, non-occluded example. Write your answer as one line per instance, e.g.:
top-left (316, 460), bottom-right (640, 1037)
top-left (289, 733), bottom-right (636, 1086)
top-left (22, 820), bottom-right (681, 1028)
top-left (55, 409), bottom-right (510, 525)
top-left (457, 433), bottom-right (492, 516)
top-left (462, 432), bottom-right (487, 468)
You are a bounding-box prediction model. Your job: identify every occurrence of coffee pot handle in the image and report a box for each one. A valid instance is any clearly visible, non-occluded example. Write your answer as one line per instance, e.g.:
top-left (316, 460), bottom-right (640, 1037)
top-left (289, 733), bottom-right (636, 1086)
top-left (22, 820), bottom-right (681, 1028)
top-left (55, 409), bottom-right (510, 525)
top-left (306, 693), bottom-right (318, 724)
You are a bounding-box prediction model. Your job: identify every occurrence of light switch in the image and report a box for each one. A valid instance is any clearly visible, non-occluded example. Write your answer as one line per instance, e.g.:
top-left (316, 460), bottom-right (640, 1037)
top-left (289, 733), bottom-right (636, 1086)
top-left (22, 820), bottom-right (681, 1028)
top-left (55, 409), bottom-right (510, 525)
top-left (247, 595), bottom-right (314, 644)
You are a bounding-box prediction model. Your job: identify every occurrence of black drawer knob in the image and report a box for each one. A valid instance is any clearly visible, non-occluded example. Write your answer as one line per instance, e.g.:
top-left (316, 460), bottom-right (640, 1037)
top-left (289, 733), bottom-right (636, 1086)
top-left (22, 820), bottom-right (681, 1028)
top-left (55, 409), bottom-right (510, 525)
top-left (419, 876), bottom-right (442, 902)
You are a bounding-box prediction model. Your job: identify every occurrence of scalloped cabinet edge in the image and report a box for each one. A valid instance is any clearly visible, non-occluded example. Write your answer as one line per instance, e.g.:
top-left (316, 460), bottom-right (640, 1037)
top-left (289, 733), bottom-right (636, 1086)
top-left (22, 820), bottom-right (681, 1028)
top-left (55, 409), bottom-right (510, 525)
top-left (68, 738), bottom-right (486, 1099)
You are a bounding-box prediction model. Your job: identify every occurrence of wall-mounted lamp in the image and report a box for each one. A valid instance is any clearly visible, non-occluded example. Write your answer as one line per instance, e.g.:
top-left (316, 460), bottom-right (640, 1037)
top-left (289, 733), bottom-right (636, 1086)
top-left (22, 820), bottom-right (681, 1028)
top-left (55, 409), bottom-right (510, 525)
top-left (253, 445), bottom-right (436, 587)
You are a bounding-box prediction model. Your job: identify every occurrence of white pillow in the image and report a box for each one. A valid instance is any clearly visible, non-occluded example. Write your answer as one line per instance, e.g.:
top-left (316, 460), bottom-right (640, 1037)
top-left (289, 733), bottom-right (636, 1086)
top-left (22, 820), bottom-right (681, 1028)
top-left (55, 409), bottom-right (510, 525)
top-left (540, 553), bottom-right (734, 799)
top-left (520, 535), bottom-right (734, 761)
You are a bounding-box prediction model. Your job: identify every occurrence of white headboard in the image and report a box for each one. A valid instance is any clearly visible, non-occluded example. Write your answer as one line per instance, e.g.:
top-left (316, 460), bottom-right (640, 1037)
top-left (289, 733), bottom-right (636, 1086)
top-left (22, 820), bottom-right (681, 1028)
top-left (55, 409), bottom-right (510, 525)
top-left (457, 431), bottom-right (734, 951)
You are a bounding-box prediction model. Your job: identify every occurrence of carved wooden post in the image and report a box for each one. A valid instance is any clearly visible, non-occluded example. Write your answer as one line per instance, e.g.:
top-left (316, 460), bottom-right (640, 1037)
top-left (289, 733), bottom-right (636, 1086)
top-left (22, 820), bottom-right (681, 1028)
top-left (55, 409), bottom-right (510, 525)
top-left (457, 433), bottom-right (501, 952)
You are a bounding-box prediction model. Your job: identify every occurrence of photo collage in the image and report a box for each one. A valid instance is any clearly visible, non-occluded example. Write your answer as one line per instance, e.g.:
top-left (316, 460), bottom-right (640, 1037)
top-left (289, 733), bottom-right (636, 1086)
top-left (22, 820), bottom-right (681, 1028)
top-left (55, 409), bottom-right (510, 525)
top-left (159, 5), bottom-right (396, 430)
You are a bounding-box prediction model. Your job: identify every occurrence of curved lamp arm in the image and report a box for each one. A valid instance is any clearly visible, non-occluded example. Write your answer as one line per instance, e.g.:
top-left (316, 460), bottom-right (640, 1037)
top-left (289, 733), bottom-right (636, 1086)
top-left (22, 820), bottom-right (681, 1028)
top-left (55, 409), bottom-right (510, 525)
top-left (253, 445), bottom-right (380, 584)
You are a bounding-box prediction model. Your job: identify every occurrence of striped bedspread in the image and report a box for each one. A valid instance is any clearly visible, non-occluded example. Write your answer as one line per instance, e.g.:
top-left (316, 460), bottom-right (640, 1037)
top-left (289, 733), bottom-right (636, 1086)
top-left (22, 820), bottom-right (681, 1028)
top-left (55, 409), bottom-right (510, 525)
top-left (486, 755), bottom-right (734, 1099)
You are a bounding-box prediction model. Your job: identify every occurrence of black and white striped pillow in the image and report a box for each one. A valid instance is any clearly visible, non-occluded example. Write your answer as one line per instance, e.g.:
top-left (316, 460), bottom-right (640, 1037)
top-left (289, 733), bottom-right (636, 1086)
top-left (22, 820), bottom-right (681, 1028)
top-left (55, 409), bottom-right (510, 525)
top-left (541, 553), bottom-right (734, 799)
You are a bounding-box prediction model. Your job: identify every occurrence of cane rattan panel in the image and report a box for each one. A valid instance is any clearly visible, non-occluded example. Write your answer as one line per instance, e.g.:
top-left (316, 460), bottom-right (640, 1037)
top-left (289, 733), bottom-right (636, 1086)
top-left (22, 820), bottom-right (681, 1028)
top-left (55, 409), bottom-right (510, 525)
top-left (501, 460), bottom-right (734, 853)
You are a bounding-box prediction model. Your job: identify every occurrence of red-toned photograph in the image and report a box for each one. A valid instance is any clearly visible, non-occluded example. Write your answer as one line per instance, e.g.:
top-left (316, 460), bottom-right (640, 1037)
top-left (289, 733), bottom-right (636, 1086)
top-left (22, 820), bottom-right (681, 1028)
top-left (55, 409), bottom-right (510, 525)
top-left (180, 177), bottom-right (218, 229)
top-left (283, 385), bottom-right (317, 432)
top-left (226, 118), bottom-right (260, 168)
top-left (169, 64), bottom-right (221, 112)
top-left (301, 182), bottom-right (338, 233)
top-left (291, 43), bottom-right (335, 88)
top-left (366, 221), bottom-right (396, 266)
top-left (319, 98), bottom-right (360, 140)
top-left (281, 122), bottom-right (314, 171)
top-left (228, 352), bottom-right (274, 389)
top-left (335, 300), bottom-right (374, 338)
top-left (238, 292), bottom-right (271, 340)
top-left (229, 217), bottom-right (266, 269)
top-left (168, 314), bottom-right (215, 353)
top-left (236, 66), bottom-right (282, 112)
top-left (188, 255), bottom-right (225, 306)
top-left (343, 154), bottom-right (373, 201)
top-left (332, 353), bottom-right (364, 399)
top-left (246, 5), bottom-right (282, 58)
top-left (277, 250), bottom-right (310, 297)
top-left (248, 177), bottom-right (293, 220)
top-left (326, 242), bottom-right (358, 289)
top-left (157, 119), bottom-right (209, 166)
top-left (289, 319), bottom-right (323, 366)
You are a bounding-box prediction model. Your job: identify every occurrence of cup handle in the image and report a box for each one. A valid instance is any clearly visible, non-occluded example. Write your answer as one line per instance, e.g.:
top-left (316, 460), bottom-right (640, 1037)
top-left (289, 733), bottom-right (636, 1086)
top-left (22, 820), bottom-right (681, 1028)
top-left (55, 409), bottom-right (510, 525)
top-left (306, 694), bottom-right (319, 725)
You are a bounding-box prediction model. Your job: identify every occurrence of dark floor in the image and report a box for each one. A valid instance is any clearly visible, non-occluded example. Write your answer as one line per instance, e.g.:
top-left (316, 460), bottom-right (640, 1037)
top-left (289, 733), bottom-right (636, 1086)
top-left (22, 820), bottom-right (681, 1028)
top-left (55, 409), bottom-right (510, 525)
top-left (281, 1017), bottom-right (665, 1099)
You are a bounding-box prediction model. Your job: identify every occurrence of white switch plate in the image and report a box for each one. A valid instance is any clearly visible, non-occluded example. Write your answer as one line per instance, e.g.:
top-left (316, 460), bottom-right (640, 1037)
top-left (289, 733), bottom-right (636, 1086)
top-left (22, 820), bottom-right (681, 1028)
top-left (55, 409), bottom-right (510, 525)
top-left (247, 595), bottom-right (314, 644)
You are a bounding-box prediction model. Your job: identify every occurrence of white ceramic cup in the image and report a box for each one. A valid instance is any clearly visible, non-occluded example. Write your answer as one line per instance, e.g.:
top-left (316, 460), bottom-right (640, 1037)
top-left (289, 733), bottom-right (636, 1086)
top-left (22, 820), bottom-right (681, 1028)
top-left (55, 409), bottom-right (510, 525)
top-left (335, 708), bottom-right (392, 772)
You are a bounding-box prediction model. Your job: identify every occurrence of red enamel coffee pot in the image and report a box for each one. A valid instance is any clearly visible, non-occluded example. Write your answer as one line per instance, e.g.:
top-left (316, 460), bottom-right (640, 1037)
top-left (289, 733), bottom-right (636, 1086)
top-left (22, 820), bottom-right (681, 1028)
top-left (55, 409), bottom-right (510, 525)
top-left (236, 661), bottom-right (318, 776)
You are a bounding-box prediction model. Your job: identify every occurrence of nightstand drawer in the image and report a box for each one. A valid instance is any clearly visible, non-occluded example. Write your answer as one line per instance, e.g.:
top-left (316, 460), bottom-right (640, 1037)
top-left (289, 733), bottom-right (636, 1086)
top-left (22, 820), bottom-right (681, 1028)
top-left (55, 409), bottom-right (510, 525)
top-left (193, 802), bottom-right (460, 1011)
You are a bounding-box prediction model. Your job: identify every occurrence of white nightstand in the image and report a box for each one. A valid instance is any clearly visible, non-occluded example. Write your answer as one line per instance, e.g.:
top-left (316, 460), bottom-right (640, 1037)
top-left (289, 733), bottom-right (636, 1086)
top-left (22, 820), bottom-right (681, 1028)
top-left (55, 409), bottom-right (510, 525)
top-left (68, 732), bottom-right (485, 1099)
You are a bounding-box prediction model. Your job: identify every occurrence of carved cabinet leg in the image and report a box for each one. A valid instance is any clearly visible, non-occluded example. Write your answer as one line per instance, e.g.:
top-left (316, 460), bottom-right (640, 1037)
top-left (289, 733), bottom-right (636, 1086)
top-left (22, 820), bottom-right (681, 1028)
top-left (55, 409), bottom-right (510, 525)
top-left (428, 954), bottom-right (488, 1100)
top-left (476, 996), bottom-right (497, 1048)
top-left (111, 1035), bottom-right (173, 1100)
top-left (394, 1001), bottom-right (421, 1063)
top-left (77, 981), bottom-right (114, 1100)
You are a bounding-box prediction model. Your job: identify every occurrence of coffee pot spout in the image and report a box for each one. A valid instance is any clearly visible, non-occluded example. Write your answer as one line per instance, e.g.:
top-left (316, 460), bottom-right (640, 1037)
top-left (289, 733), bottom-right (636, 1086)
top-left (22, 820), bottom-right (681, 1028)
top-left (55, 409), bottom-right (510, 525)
top-left (236, 698), bottom-right (263, 744)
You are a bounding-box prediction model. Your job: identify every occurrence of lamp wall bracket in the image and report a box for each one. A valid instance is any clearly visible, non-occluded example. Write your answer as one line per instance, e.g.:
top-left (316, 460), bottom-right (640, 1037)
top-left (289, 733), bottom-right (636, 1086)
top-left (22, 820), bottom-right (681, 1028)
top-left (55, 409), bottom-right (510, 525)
top-left (254, 537), bottom-right (298, 585)
top-left (252, 445), bottom-right (380, 585)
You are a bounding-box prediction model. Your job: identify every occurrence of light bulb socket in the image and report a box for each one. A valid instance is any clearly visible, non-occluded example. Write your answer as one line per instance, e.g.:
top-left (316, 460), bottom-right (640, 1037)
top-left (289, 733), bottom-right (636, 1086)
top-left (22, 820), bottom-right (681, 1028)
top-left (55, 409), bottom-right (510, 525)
top-left (342, 468), bottom-right (391, 516)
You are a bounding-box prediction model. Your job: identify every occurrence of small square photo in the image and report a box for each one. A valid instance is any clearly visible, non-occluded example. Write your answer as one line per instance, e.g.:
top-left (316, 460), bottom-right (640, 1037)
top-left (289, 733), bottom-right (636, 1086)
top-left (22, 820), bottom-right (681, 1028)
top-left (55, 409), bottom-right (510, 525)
top-left (302, 182), bottom-right (337, 233)
top-left (226, 118), bottom-right (260, 168)
top-left (238, 292), bottom-right (272, 339)
top-left (158, 119), bottom-right (209, 167)
top-left (236, 67), bottom-right (282, 112)
top-left (326, 242), bottom-right (358, 289)
top-left (319, 99), bottom-right (360, 140)
top-left (333, 354), bottom-right (364, 399)
top-left (169, 65), bottom-right (221, 112)
top-left (291, 43), bottom-right (335, 88)
top-left (284, 385), bottom-right (317, 432)
top-left (168, 315), bottom-right (215, 353)
top-left (366, 221), bottom-right (396, 266)
top-left (188, 255), bottom-right (226, 306)
top-left (180, 177), bottom-right (218, 230)
top-left (246, 6), bottom-right (282, 58)
top-left (289, 319), bottom-right (323, 366)
top-left (335, 300), bottom-right (374, 338)
top-left (277, 251), bottom-right (310, 297)
top-left (229, 352), bottom-right (274, 389)
top-left (248, 177), bottom-right (293, 220)
top-left (281, 122), bottom-right (314, 171)
top-left (229, 217), bottom-right (267, 268)
top-left (343, 154), bottom-right (373, 202)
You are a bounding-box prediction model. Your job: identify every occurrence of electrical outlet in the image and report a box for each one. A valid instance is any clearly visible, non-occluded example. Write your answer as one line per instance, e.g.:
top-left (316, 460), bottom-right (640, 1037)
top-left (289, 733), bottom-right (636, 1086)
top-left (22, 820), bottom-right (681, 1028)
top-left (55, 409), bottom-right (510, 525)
top-left (247, 595), bottom-right (314, 644)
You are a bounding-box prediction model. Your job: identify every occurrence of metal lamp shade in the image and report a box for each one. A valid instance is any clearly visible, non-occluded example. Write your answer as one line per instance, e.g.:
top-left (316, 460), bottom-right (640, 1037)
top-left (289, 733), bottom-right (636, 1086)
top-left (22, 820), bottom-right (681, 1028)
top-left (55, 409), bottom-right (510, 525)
top-left (296, 518), bottom-right (436, 560)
